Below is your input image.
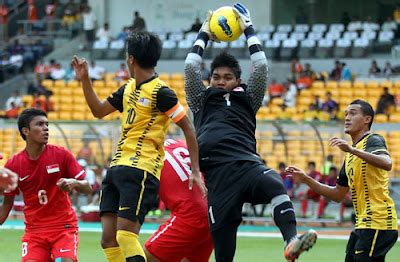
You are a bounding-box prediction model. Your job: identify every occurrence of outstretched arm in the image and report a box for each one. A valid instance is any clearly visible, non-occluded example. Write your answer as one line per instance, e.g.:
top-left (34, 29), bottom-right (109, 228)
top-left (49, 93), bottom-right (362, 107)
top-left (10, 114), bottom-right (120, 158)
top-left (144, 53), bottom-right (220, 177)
top-left (184, 13), bottom-right (213, 114)
top-left (57, 178), bottom-right (93, 195)
top-left (233, 3), bottom-right (268, 113)
top-left (0, 195), bottom-right (14, 225)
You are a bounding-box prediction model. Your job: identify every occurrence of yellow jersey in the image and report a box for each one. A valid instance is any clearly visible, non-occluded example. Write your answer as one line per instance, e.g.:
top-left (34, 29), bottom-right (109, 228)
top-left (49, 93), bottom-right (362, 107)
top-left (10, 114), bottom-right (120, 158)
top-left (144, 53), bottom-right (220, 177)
top-left (107, 76), bottom-right (185, 179)
top-left (337, 133), bottom-right (397, 230)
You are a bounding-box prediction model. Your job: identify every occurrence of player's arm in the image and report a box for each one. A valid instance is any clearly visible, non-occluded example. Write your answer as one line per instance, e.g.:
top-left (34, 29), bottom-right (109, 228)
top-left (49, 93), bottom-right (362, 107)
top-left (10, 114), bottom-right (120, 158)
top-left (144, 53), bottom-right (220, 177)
top-left (233, 3), bottom-right (268, 113)
top-left (329, 136), bottom-right (392, 171)
top-left (286, 165), bottom-right (348, 202)
top-left (158, 88), bottom-right (207, 196)
top-left (0, 167), bottom-right (18, 194)
top-left (57, 178), bottom-right (92, 194)
top-left (72, 56), bottom-right (116, 118)
top-left (0, 195), bottom-right (14, 225)
top-left (184, 13), bottom-right (211, 114)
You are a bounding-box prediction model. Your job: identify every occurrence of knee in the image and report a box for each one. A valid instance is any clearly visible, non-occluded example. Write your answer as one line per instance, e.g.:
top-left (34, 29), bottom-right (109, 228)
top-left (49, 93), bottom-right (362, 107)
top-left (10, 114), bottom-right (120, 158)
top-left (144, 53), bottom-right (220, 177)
top-left (101, 235), bottom-right (118, 249)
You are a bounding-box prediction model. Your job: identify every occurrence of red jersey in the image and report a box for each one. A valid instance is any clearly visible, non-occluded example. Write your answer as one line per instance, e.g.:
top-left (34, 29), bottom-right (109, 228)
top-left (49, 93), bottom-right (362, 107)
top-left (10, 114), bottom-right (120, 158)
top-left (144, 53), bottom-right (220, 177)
top-left (4, 144), bottom-right (85, 232)
top-left (160, 139), bottom-right (208, 227)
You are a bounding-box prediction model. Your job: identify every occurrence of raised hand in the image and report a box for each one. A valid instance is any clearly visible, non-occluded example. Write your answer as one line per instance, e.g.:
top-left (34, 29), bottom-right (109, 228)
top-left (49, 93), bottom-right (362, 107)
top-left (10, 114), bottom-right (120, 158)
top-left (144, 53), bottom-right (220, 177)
top-left (200, 10), bottom-right (219, 42)
top-left (329, 137), bottom-right (353, 153)
top-left (285, 166), bottom-right (307, 183)
top-left (0, 168), bottom-right (18, 192)
top-left (56, 178), bottom-right (77, 192)
top-left (233, 2), bottom-right (253, 30)
top-left (71, 55), bottom-right (89, 80)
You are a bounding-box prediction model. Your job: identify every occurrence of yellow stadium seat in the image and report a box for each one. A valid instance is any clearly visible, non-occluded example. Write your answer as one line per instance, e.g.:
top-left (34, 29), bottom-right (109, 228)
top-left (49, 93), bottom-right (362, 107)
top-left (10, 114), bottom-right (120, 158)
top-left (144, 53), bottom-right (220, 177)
top-left (59, 111), bottom-right (72, 120)
top-left (311, 81), bottom-right (325, 89)
top-left (41, 79), bottom-right (54, 88)
top-left (93, 80), bottom-right (105, 88)
top-left (395, 81), bottom-right (400, 89)
top-left (54, 80), bottom-right (66, 87)
top-left (299, 89), bottom-right (312, 97)
top-left (339, 88), bottom-right (353, 97)
top-left (72, 112), bottom-right (86, 120)
top-left (367, 88), bottom-right (382, 97)
top-left (374, 114), bottom-right (388, 123)
top-left (159, 73), bottom-right (170, 81)
top-left (353, 81), bottom-right (365, 89)
top-left (170, 73), bottom-right (184, 81)
top-left (47, 111), bottom-right (59, 120)
top-left (106, 80), bottom-right (119, 89)
top-left (59, 88), bottom-right (72, 96)
top-left (389, 114), bottom-right (400, 122)
top-left (380, 80), bottom-right (393, 89)
top-left (72, 88), bottom-right (82, 96)
top-left (67, 80), bottom-right (80, 88)
top-left (325, 81), bottom-right (338, 89)
top-left (59, 96), bottom-right (74, 104)
top-left (367, 81), bottom-right (379, 89)
top-left (339, 81), bottom-right (352, 89)
top-left (298, 97), bottom-right (313, 106)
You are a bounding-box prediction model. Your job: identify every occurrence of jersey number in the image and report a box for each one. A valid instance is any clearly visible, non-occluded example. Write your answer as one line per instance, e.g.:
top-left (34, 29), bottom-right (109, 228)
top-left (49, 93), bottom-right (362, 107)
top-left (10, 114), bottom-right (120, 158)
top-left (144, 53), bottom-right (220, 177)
top-left (22, 242), bottom-right (28, 257)
top-left (223, 93), bottom-right (231, 106)
top-left (165, 147), bottom-right (191, 182)
top-left (38, 190), bottom-right (48, 205)
top-left (126, 108), bottom-right (136, 124)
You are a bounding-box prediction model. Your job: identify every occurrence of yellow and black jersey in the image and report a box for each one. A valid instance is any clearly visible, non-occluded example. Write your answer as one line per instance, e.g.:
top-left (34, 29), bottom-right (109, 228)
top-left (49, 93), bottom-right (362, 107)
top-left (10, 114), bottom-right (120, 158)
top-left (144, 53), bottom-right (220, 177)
top-left (107, 76), bottom-right (185, 179)
top-left (337, 133), bottom-right (398, 230)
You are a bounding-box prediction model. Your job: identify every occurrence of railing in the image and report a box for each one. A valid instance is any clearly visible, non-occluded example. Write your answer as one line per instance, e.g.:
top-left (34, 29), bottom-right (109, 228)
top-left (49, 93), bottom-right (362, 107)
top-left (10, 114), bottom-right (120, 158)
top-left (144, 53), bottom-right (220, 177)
top-left (16, 19), bottom-right (81, 39)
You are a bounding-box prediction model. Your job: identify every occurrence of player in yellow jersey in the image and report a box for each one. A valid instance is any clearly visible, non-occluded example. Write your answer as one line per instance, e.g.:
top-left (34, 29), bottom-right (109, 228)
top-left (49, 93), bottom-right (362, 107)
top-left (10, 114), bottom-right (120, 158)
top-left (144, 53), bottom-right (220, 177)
top-left (286, 99), bottom-right (398, 262)
top-left (72, 31), bottom-right (206, 262)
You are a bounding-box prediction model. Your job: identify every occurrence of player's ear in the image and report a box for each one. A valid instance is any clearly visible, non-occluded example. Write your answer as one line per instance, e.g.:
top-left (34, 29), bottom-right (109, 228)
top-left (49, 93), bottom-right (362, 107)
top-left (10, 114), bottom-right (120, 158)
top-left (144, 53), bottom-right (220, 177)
top-left (364, 115), bottom-right (372, 126)
top-left (22, 127), bottom-right (29, 138)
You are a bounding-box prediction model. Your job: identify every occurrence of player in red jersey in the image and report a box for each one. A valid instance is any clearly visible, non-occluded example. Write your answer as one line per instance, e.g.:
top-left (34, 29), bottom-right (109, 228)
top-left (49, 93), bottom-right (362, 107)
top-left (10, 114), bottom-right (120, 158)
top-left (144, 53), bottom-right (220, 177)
top-left (0, 108), bottom-right (92, 262)
top-left (145, 139), bottom-right (213, 262)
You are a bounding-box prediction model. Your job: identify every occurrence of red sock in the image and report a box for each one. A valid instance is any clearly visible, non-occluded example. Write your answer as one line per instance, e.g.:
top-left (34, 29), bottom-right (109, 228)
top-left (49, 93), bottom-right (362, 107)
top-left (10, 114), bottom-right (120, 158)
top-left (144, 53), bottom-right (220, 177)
top-left (340, 203), bottom-right (345, 219)
top-left (301, 199), bottom-right (308, 217)
top-left (317, 198), bottom-right (325, 217)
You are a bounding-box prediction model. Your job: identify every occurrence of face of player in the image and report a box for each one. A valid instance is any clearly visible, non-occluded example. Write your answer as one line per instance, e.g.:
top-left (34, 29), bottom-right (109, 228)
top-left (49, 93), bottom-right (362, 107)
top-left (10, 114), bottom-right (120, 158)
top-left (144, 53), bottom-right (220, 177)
top-left (25, 116), bottom-right (49, 144)
top-left (210, 66), bottom-right (241, 91)
top-left (344, 104), bottom-right (371, 135)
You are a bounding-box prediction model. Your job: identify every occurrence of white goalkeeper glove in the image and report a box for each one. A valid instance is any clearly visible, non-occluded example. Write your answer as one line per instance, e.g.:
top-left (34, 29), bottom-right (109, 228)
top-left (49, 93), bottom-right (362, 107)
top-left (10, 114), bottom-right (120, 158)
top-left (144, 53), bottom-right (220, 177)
top-left (200, 10), bottom-right (219, 42)
top-left (233, 2), bottom-right (253, 30)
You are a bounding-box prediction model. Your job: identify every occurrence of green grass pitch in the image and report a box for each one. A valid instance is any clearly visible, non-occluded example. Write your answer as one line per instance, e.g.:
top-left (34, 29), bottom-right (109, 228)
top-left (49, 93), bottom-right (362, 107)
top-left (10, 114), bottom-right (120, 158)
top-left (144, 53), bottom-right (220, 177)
top-left (0, 229), bottom-right (399, 261)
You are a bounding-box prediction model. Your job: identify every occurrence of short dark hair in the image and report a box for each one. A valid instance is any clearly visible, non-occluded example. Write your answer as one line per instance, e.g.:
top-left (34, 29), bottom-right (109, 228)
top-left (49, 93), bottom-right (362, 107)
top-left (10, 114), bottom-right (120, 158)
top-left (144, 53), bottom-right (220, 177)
top-left (211, 52), bottom-right (241, 79)
top-left (350, 99), bottom-right (374, 129)
top-left (278, 162), bottom-right (286, 169)
top-left (308, 161), bottom-right (316, 168)
top-left (126, 32), bottom-right (161, 69)
top-left (18, 108), bottom-right (47, 140)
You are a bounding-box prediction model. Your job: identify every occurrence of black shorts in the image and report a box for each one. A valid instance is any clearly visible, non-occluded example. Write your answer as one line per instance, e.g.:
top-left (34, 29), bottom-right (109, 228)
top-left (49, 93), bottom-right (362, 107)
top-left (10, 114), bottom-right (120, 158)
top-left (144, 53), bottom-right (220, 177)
top-left (99, 165), bottom-right (159, 224)
top-left (345, 229), bottom-right (398, 262)
top-left (205, 161), bottom-right (287, 231)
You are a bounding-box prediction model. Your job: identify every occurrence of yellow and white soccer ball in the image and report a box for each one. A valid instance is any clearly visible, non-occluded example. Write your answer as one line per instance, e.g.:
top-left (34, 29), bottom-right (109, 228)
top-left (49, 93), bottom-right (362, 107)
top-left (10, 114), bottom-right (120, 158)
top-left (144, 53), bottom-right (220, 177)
top-left (209, 6), bottom-right (243, 42)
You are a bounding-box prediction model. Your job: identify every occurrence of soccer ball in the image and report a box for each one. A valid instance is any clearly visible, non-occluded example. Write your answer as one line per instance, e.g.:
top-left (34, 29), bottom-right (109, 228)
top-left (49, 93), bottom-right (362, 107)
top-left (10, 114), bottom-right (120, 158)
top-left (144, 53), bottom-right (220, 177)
top-left (209, 6), bottom-right (243, 42)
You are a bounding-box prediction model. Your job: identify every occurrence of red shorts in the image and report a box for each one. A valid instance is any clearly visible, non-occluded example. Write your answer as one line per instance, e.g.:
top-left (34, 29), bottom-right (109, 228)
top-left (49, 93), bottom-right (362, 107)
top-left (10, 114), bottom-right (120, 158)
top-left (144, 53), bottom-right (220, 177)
top-left (21, 228), bottom-right (79, 262)
top-left (145, 215), bottom-right (213, 262)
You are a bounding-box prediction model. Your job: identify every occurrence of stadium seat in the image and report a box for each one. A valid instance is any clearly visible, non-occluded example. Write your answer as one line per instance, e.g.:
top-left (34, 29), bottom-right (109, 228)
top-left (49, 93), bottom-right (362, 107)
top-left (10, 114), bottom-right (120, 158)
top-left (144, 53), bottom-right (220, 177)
top-left (343, 31), bottom-right (358, 41)
top-left (174, 39), bottom-right (194, 59)
top-left (298, 39), bottom-right (316, 58)
top-left (325, 31), bottom-right (341, 41)
top-left (169, 32), bottom-right (184, 41)
top-left (277, 24), bottom-right (292, 33)
top-left (329, 24), bottom-right (345, 33)
top-left (352, 38), bottom-right (369, 57)
top-left (375, 114), bottom-right (388, 123)
top-left (366, 81), bottom-right (380, 89)
top-left (229, 40), bottom-right (246, 58)
top-left (325, 81), bottom-right (338, 89)
top-left (211, 41), bottom-right (229, 57)
top-left (311, 24), bottom-right (327, 33)
top-left (315, 39), bottom-right (334, 58)
top-left (290, 32), bottom-right (306, 41)
top-left (334, 38), bottom-right (351, 57)
top-left (257, 32), bottom-right (270, 41)
top-left (353, 81), bottom-right (365, 89)
top-left (264, 39), bottom-right (280, 59)
top-left (380, 80), bottom-right (393, 89)
top-left (259, 24), bottom-right (275, 33)
top-left (280, 39), bottom-right (298, 59)
top-left (161, 40), bottom-right (177, 59)
top-left (307, 32), bottom-right (323, 41)
top-left (294, 24), bottom-right (309, 33)
top-left (361, 31), bottom-right (376, 41)
top-left (107, 40), bottom-right (124, 59)
top-left (185, 32), bottom-right (197, 41)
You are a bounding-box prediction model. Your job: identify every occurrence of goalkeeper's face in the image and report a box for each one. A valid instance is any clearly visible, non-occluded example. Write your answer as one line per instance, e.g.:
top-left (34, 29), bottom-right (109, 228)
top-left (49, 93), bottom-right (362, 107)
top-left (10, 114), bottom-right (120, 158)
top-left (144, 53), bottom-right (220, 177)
top-left (210, 66), bottom-right (241, 91)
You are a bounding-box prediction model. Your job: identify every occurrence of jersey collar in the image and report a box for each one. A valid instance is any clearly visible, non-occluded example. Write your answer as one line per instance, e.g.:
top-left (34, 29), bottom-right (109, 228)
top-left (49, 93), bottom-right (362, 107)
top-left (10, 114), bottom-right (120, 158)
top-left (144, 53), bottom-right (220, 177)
top-left (136, 75), bottom-right (158, 90)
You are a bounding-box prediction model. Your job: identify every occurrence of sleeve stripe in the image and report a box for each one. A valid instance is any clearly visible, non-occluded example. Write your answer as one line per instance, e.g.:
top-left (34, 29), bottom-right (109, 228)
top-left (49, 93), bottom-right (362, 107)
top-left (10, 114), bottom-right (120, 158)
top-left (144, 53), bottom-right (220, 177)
top-left (247, 36), bottom-right (261, 47)
top-left (166, 103), bottom-right (186, 122)
top-left (172, 110), bottom-right (186, 123)
top-left (371, 149), bottom-right (389, 154)
top-left (249, 44), bottom-right (263, 55)
top-left (75, 170), bottom-right (85, 179)
top-left (194, 39), bottom-right (206, 49)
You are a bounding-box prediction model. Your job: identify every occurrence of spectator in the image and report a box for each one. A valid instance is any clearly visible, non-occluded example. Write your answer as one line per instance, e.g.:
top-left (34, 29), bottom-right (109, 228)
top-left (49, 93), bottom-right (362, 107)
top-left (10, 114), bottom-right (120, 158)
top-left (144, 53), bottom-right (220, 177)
top-left (49, 63), bottom-right (66, 80)
top-left (376, 87), bottom-right (395, 115)
top-left (283, 79), bottom-right (297, 107)
top-left (88, 60), bottom-right (105, 81)
top-left (320, 154), bottom-right (334, 177)
top-left (290, 56), bottom-right (303, 80)
top-left (116, 26), bottom-right (130, 41)
top-left (347, 16), bottom-right (362, 32)
top-left (302, 63), bottom-right (315, 79)
top-left (368, 60), bottom-right (381, 77)
top-left (200, 62), bottom-right (210, 81)
top-left (362, 16), bottom-right (377, 31)
top-left (382, 16), bottom-right (397, 31)
top-left (329, 60), bottom-right (342, 80)
top-left (77, 159), bottom-right (98, 205)
top-left (311, 95), bottom-right (323, 111)
top-left (340, 62), bottom-right (352, 81)
top-left (317, 166), bottom-right (338, 218)
top-left (115, 63), bottom-right (129, 82)
top-left (31, 92), bottom-right (54, 112)
top-left (96, 22), bottom-right (112, 43)
top-left (131, 11), bottom-right (146, 32)
top-left (82, 5), bottom-right (97, 50)
top-left (340, 12), bottom-right (351, 29)
top-left (27, 0), bottom-right (38, 23)
top-left (5, 90), bottom-right (22, 110)
top-left (0, 3), bottom-right (9, 40)
top-left (184, 17), bottom-right (202, 34)
top-left (5, 101), bottom-right (19, 119)
top-left (45, 0), bottom-right (57, 31)
top-left (294, 5), bottom-right (308, 24)
top-left (268, 79), bottom-right (285, 99)
top-left (34, 59), bottom-right (49, 81)
top-left (298, 161), bottom-right (323, 218)
top-left (65, 62), bottom-right (76, 82)
top-left (8, 51), bottom-right (23, 74)
top-left (62, 0), bottom-right (78, 27)
top-left (278, 162), bottom-right (294, 198)
top-left (383, 61), bottom-right (393, 77)
top-left (322, 92), bottom-right (338, 119)
top-left (77, 140), bottom-right (94, 165)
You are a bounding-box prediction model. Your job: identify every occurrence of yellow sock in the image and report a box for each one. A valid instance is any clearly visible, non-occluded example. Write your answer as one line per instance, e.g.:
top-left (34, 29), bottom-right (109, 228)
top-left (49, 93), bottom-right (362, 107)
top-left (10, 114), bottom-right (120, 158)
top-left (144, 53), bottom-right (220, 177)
top-left (116, 230), bottom-right (146, 261)
top-left (103, 247), bottom-right (125, 262)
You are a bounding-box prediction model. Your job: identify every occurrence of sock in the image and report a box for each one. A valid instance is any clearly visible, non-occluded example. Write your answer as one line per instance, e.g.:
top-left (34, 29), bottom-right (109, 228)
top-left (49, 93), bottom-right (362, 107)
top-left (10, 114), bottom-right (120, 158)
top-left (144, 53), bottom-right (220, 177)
top-left (340, 202), bottom-right (345, 219)
top-left (301, 198), bottom-right (308, 217)
top-left (317, 198), bottom-right (325, 217)
top-left (103, 247), bottom-right (125, 262)
top-left (271, 194), bottom-right (297, 244)
top-left (116, 230), bottom-right (146, 261)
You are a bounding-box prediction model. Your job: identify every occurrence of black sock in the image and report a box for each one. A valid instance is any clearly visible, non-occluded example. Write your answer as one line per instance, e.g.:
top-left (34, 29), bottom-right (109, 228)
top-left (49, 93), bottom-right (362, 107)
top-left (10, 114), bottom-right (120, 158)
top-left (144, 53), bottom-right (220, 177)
top-left (126, 255), bottom-right (146, 262)
top-left (273, 201), bottom-right (297, 244)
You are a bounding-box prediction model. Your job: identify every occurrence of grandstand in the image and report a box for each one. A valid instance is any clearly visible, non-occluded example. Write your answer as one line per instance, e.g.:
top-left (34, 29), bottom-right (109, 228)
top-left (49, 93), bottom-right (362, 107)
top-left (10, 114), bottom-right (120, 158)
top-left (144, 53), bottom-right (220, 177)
top-left (0, 0), bottom-right (400, 261)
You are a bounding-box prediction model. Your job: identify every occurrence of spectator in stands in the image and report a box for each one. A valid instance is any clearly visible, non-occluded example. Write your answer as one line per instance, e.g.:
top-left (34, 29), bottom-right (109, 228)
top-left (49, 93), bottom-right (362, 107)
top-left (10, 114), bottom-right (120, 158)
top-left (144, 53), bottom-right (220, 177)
top-left (311, 95), bottom-right (323, 111)
top-left (283, 79), bottom-right (297, 108)
top-left (114, 63), bottom-right (129, 82)
top-left (5, 90), bottom-right (22, 110)
top-left (320, 154), bottom-right (334, 177)
top-left (31, 92), bottom-right (46, 111)
top-left (77, 140), bottom-right (94, 165)
top-left (363, 16), bottom-right (377, 31)
top-left (8, 51), bottom-right (23, 74)
top-left (382, 16), bottom-right (397, 31)
top-left (376, 87), bottom-right (395, 115)
top-left (268, 79), bottom-right (285, 99)
top-left (5, 102), bottom-right (19, 119)
top-left (65, 62), bottom-right (76, 82)
top-left (116, 26), bottom-right (130, 41)
top-left (78, 159), bottom-right (98, 205)
top-left (49, 63), bottom-right (66, 80)
top-left (383, 61), bottom-right (393, 77)
top-left (131, 11), bottom-right (146, 32)
top-left (302, 63), bottom-right (315, 79)
top-left (62, 0), bottom-right (78, 27)
top-left (200, 62), bottom-right (210, 81)
top-left (96, 22), bottom-right (112, 43)
top-left (329, 60), bottom-right (342, 81)
top-left (34, 59), bottom-right (48, 81)
top-left (27, 0), bottom-right (38, 23)
top-left (279, 162), bottom-right (294, 198)
top-left (88, 60), bottom-right (105, 81)
top-left (45, 0), bottom-right (57, 31)
top-left (317, 166), bottom-right (337, 218)
top-left (322, 92), bottom-right (338, 120)
top-left (347, 16), bottom-right (362, 33)
top-left (0, 3), bottom-right (9, 40)
top-left (393, 4), bottom-right (400, 36)
top-left (82, 5), bottom-right (97, 50)
top-left (298, 161), bottom-right (323, 218)
top-left (290, 56), bottom-right (303, 80)
top-left (340, 12), bottom-right (351, 29)
top-left (340, 62), bottom-right (352, 81)
top-left (368, 60), bottom-right (381, 77)
top-left (294, 5), bottom-right (308, 24)
top-left (184, 17), bottom-right (202, 34)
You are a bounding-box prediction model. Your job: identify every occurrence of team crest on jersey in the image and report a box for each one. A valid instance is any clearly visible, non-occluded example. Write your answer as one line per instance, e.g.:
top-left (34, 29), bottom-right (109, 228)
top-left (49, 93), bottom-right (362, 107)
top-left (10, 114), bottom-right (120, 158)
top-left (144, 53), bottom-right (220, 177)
top-left (233, 86), bottom-right (244, 92)
top-left (138, 97), bottom-right (150, 106)
top-left (46, 164), bottom-right (60, 174)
